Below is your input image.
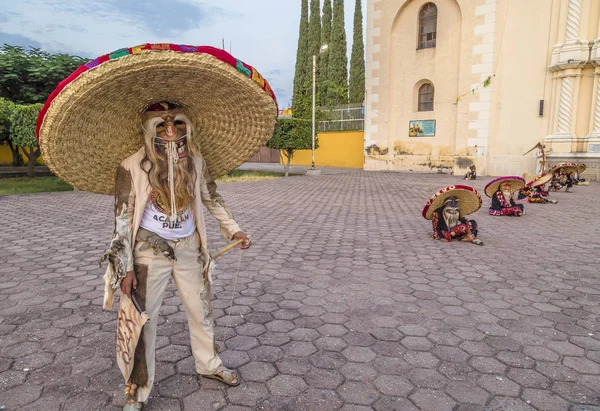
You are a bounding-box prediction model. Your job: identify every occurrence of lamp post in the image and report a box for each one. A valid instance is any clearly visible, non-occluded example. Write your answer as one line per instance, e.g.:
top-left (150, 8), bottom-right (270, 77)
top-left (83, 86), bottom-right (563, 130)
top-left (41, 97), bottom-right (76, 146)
top-left (307, 44), bottom-right (328, 176)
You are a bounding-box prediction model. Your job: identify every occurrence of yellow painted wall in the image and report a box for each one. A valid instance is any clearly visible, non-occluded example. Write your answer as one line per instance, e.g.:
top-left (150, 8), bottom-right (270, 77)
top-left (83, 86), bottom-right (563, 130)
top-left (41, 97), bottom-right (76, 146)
top-left (0, 145), bottom-right (45, 165)
top-left (284, 131), bottom-right (364, 169)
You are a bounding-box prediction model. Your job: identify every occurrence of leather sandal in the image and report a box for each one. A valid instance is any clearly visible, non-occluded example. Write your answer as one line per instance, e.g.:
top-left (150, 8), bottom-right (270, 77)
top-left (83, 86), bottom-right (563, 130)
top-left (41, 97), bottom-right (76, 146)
top-left (200, 365), bottom-right (240, 386)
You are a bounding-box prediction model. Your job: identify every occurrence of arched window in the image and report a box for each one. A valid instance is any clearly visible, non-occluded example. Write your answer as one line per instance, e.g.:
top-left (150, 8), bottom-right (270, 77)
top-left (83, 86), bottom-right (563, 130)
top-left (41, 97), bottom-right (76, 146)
top-left (418, 83), bottom-right (434, 111)
top-left (418, 3), bottom-right (437, 49)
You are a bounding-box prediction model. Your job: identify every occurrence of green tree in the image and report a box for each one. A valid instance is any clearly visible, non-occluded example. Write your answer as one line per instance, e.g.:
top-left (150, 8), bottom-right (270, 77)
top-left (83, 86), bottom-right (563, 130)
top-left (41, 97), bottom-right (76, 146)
top-left (292, 0), bottom-right (310, 119)
top-left (307, 0), bottom-right (322, 113)
top-left (349, 0), bottom-right (365, 104)
top-left (328, 0), bottom-right (348, 106)
top-left (318, 0), bottom-right (333, 107)
top-left (0, 97), bottom-right (23, 165)
top-left (308, 0), bottom-right (322, 62)
top-left (0, 45), bottom-right (88, 104)
top-left (267, 118), bottom-right (315, 176)
top-left (10, 103), bottom-right (43, 177)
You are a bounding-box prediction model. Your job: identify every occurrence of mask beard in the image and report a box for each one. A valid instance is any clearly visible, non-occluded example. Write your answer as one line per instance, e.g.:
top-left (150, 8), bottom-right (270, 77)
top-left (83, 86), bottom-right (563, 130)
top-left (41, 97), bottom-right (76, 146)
top-left (443, 207), bottom-right (460, 228)
top-left (502, 189), bottom-right (512, 203)
top-left (142, 111), bottom-right (197, 214)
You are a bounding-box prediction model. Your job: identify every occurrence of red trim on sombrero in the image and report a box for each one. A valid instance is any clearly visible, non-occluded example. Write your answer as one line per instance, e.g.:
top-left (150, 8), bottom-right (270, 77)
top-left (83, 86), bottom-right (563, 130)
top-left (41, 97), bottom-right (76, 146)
top-left (484, 176), bottom-right (525, 198)
top-left (36, 65), bottom-right (89, 139)
top-left (422, 184), bottom-right (482, 219)
top-left (36, 43), bottom-right (278, 141)
top-left (526, 173), bottom-right (552, 188)
top-left (549, 162), bottom-right (578, 174)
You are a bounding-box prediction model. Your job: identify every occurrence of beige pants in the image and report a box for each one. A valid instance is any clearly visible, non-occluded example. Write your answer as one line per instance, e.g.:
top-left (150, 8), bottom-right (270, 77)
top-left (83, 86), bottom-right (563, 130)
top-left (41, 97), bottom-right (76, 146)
top-left (134, 232), bottom-right (221, 403)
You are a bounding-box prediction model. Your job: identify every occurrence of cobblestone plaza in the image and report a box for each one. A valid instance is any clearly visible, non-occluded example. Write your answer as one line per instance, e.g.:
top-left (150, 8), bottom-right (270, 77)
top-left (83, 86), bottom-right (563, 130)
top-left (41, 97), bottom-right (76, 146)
top-left (1, 171), bottom-right (599, 410)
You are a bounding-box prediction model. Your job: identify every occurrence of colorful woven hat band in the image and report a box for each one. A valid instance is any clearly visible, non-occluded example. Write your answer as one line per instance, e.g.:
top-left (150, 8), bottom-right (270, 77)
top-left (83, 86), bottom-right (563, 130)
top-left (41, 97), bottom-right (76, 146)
top-left (145, 102), bottom-right (182, 112)
top-left (422, 185), bottom-right (482, 220)
top-left (484, 176), bottom-right (526, 198)
top-left (36, 43), bottom-right (279, 195)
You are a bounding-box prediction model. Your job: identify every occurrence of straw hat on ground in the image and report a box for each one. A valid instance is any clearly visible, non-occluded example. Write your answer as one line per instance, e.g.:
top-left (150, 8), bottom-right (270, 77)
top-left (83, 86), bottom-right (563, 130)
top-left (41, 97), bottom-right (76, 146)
top-left (422, 185), bottom-right (482, 220)
top-left (526, 173), bottom-right (553, 188)
top-left (36, 43), bottom-right (278, 195)
top-left (484, 176), bottom-right (526, 198)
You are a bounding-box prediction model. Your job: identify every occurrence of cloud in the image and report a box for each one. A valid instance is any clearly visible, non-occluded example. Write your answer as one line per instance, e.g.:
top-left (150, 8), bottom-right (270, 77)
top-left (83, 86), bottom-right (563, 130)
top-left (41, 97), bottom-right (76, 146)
top-left (265, 69), bottom-right (281, 77)
top-left (0, 32), bottom-right (42, 49)
top-left (36, 0), bottom-right (232, 37)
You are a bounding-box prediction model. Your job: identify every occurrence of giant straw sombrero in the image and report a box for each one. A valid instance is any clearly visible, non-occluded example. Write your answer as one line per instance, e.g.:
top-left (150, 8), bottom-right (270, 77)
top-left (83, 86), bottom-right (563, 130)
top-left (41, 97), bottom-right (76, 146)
top-left (484, 176), bottom-right (526, 198)
top-left (526, 173), bottom-right (553, 188)
top-left (549, 162), bottom-right (579, 175)
top-left (422, 185), bottom-right (482, 220)
top-left (577, 163), bottom-right (587, 173)
top-left (37, 43), bottom-right (278, 194)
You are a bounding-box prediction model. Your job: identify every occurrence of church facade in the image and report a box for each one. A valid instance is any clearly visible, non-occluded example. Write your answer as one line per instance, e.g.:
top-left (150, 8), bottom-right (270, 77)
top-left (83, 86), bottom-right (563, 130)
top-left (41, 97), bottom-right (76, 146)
top-left (364, 0), bottom-right (600, 180)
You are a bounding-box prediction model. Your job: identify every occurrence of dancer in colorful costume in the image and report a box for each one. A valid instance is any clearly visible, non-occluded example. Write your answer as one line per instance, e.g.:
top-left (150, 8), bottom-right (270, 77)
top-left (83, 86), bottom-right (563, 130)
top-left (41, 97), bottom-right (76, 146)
top-left (549, 163), bottom-right (578, 193)
top-left (464, 165), bottom-right (477, 180)
top-left (422, 185), bottom-right (484, 245)
top-left (518, 173), bottom-right (557, 204)
top-left (485, 176), bottom-right (526, 216)
top-left (36, 44), bottom-right (278, 410)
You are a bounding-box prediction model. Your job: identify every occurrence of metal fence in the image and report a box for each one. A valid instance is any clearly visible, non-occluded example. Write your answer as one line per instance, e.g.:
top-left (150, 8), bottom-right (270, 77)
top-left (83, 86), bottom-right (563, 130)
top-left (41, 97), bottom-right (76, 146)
top-left (318, 103), bottom-right (364, 132)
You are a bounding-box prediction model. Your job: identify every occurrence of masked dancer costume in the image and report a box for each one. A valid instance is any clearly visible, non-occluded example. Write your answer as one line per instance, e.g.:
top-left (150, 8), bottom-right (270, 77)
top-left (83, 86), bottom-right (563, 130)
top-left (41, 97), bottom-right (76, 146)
top-left (36, 44), bottom-right (278, 410)
top-left (518, 173), bottom-right (557, 204)
top-left (549, 163), bottom-right (580, 192)
top-left (464, 165), bottom-right (477, 180)
top-left (422, 185), bottom-right (484, 245)
top-left (485, 176), bottom-right (526, 216)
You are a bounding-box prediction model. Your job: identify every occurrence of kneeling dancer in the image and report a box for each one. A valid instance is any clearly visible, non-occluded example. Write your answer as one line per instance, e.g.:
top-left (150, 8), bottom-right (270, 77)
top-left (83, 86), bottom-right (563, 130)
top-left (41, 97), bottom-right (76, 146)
top-left (36, 44), bottom-right (278, 410)
top-left (422, 185), bottom-right (484, 245)
top-left (485, 176), bottom-right (526, 216)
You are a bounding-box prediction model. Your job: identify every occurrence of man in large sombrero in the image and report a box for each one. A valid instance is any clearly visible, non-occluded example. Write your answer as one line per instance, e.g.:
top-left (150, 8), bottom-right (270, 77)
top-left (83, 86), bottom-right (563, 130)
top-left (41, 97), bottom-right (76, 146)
top-left (36, 44), bottom-right (278, 410)
top-left (549, 162), bottom-right (580, 192)
top-left (485, 176), bottom-right (526, 216)
top-left (518, 173), bottom-right (558, 204)
top-left (422, 185), bottom-right (484, 245)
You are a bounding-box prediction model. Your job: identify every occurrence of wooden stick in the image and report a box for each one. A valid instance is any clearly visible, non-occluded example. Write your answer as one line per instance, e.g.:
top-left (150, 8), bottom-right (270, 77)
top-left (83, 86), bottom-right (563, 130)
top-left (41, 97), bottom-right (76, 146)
top-left (213, 234), bottom-right (252, 260)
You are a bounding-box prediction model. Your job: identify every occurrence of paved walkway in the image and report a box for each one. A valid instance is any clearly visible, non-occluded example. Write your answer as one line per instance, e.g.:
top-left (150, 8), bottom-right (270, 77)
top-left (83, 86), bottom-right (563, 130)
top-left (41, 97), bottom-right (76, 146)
top-left (1, 172), bottom-right (599, 410)
top-left (238, 162), bottom-right (359, 175)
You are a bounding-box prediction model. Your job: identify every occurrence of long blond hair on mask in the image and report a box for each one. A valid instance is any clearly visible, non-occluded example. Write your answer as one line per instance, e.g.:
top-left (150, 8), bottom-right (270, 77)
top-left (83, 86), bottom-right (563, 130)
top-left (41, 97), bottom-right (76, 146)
top-left (141, 114), bottom-right (197, 212)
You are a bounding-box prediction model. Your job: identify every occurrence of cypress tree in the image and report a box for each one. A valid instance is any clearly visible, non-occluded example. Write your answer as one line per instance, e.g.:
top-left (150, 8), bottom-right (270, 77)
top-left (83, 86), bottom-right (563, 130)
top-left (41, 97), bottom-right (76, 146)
top-left (305, 0), bottom-right (321, 115)
top-left (318, 0), bottom-right (332, 107)
top-left (308, 0), bottom-right (322, 61)
top-left (292, 0), bottom-right (310, 118)
top-left (327, 0), bottom-right (348, 106)
top-left (349, 0), bottom-right (365, 104)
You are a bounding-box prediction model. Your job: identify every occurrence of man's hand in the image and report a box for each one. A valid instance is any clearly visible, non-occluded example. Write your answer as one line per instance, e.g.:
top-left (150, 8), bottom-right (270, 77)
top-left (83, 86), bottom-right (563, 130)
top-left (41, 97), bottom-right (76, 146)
top-left (460, 233), bottom-right (476, 242)
top-left (120, 271), bottom-right (137, 299)
top-left (233, 231), bottom-right (252, 249)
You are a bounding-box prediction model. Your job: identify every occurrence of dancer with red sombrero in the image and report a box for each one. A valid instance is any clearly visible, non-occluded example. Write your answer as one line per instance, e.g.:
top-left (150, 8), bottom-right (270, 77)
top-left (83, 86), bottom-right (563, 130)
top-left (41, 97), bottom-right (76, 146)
top-left (485, 176), bottom-right (526, 216)
top-left (549, 162), bottom-right (579, 192)
top-left (518, 173), bottom-right (558, 204)
top-left (37, 44), bottom-right (278, 410)
top-left (423, 185), bottom-right (484, 245)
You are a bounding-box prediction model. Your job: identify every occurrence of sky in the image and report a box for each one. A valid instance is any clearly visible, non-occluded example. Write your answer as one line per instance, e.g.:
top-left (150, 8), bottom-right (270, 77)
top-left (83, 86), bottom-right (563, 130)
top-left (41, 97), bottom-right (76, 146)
top-left (0, 0), bottom-right (366, 108)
